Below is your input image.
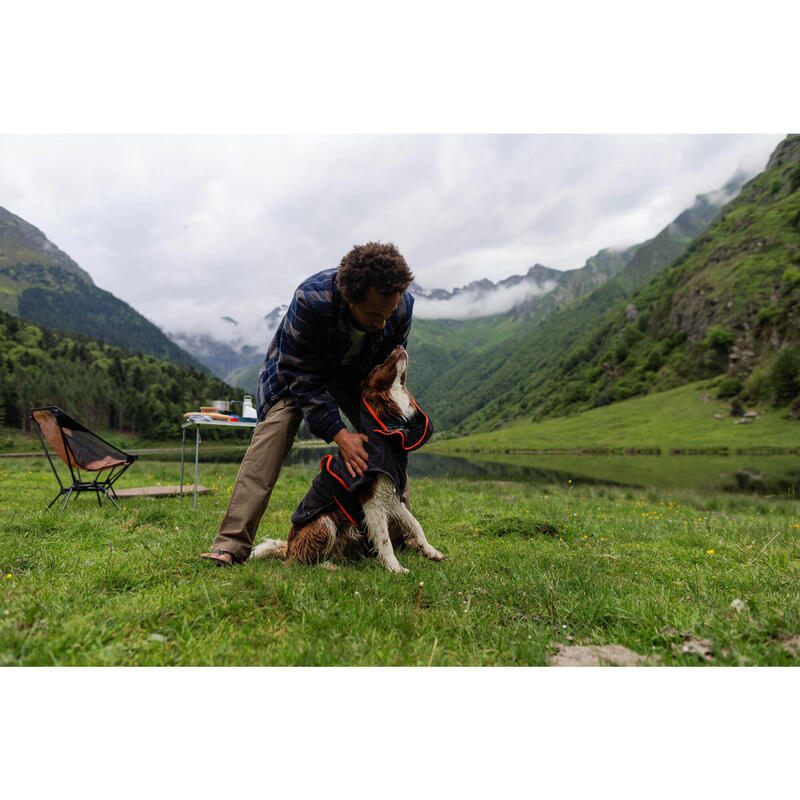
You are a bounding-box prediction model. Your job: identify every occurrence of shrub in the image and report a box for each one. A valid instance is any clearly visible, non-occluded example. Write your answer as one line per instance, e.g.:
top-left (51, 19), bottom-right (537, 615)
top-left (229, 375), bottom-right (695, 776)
top-left (769, 347), bottom-right (800, 402)
top-left (644, 348), bottom-right (664, 372)
top-left (790, 164), bottom-right (800, 193)
top-left (770, 178), bottom-right (782, 195)
top-left (730, 397), bottom-right (744, 417)
top-left (717, 377), bottom-right (743, 398)
top-left (616, 379), bottom-right (645, 400)
top-left (757, 305), bottom-right (780, 326)
top-left (671, 329), bottom-right (687, 347)
top-left (623, 326), bottom-right (642, 347)
top-left (743, 366), bottom-right (771, 401)
top-left (703, 325), bottom-right (735, 350)
top-left (783, 266), bottom-right (800, 286)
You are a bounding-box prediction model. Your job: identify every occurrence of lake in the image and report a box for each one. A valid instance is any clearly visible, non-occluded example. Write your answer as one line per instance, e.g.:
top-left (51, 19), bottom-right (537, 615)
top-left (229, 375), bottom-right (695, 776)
top-left (147, 445), bottom-right (800, 496)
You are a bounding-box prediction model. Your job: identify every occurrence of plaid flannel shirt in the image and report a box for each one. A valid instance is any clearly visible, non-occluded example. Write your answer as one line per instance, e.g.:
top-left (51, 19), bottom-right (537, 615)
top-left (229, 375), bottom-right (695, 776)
top-left (257, 268), bottom-right (414, 442)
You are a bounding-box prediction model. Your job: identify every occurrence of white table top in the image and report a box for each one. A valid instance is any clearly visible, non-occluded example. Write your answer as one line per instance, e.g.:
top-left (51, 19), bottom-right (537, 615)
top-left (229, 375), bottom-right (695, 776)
top-left (181, 416), bottom-right (258, 429)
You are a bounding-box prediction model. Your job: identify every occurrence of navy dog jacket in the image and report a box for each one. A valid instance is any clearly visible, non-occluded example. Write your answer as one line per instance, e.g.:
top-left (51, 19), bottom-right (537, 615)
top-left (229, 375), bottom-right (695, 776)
top-left (291, 398), bottom-right (433, 532)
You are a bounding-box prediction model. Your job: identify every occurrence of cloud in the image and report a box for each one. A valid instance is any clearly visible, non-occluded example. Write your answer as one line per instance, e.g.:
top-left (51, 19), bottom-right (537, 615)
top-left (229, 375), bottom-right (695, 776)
top-left (0, 133), bottom-right (784, 347)
top-left (414, 279), bottom-right (558, 320)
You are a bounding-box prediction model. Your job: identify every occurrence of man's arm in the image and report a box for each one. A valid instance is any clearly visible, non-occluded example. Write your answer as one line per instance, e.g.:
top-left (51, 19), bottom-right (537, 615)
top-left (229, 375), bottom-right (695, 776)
top-left (277, 289), bottom-right (346, 443)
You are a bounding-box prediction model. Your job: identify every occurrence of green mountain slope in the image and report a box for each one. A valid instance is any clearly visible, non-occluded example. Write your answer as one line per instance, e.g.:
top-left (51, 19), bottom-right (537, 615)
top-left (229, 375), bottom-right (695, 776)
top-left (447, 135), bottom-right (800, 434)
top-left (407, 247), bottom-right (638, 393)
top-left (0, 308), bottom-right (240, 441)
top-left (0, 206), bottom-right (206, 372)
top-left (410, 173), bottom-right (742, 430)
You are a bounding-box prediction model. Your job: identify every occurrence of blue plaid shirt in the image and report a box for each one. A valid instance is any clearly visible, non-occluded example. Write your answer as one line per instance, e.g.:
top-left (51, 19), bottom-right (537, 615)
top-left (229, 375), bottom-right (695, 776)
top-left (257, 268), bottom-right (414, 442)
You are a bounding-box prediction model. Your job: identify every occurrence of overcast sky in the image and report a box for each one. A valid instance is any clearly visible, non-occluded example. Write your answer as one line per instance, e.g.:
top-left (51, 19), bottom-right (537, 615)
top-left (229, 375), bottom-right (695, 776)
top-left (0, 134), bottom-right (783, 345)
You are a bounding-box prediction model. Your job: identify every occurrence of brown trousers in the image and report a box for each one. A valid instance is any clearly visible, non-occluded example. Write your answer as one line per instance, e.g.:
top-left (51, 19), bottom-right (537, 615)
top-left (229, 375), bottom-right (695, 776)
top-left (211, 392), bottom-right (410, 562)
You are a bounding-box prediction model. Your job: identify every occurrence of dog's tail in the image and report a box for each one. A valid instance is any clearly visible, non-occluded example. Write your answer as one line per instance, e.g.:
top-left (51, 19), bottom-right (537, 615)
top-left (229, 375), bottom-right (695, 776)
top-left (249, 539), bottom-right (288, 560)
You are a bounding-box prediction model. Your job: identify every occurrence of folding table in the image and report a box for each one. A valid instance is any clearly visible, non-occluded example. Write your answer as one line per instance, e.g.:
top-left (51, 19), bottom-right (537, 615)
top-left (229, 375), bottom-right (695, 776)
top-left (179, 417), bottom-right (257, 509)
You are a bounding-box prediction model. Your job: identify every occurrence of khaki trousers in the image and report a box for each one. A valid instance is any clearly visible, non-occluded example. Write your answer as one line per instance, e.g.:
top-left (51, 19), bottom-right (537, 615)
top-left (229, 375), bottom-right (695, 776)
top-left (212, 392), bottom-right (410, 562)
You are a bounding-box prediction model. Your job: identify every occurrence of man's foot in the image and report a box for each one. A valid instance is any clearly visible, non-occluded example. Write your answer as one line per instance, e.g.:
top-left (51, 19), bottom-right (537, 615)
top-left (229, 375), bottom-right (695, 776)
top-left (199, 548), bottom-right (237, 566)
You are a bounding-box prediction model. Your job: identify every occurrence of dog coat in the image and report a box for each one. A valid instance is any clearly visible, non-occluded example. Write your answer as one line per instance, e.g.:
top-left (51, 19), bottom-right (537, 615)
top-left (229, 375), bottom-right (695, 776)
top-left (291, 398), bottom-right (433, 532)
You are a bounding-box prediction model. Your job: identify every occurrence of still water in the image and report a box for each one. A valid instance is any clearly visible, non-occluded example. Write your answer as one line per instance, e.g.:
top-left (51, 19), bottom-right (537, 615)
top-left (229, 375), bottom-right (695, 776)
top-left (155, 445), bottom-right (800, 496)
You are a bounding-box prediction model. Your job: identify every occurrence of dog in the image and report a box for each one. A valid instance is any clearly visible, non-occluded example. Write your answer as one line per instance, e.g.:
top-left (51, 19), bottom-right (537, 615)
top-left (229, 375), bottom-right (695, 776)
top-left (250, 346), bottom-right (445, 573)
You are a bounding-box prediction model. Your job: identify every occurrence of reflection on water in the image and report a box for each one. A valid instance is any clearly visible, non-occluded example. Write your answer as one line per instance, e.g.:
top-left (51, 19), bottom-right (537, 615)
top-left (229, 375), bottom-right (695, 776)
top-left (152, 446), bottom-right (800, 496)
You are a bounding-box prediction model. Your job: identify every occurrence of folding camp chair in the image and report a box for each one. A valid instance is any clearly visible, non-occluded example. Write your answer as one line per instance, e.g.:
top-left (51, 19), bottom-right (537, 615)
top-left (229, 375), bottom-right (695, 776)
top-left (29, 406), bottom-right (137, 511)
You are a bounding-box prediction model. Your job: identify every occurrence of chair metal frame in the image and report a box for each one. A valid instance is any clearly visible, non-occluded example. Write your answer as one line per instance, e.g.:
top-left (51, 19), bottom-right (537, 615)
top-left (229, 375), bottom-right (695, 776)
top-left (29, 406), bottom-right (137, 511)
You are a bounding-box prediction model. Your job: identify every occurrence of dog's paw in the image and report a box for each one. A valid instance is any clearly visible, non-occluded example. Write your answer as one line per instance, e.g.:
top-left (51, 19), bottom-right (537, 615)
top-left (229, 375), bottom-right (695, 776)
top-left (250, 539), bottom-right (286, 560)
top-left (423, 547), bottom-right (446, 562)
top-left (383, 561), bottom-right (410, 574)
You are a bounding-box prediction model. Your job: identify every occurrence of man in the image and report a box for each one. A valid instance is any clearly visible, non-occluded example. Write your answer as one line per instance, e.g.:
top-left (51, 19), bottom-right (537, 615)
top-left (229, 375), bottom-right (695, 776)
top-left (200, 241), bottom-right (415, 565)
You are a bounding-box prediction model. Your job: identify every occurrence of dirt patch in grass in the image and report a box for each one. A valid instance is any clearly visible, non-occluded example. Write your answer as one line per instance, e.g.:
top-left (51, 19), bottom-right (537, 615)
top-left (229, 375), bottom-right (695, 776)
top-left (547, 643), bottom-right (648, 666)
top-left (781, 635), bottom-right (800, 657)
top-left (662, 626), bottom-right (714, 661)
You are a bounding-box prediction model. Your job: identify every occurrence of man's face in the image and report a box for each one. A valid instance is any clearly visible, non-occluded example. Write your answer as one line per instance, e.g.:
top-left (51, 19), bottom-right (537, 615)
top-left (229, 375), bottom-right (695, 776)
top-left (349, 286), bottom-right (401, 332)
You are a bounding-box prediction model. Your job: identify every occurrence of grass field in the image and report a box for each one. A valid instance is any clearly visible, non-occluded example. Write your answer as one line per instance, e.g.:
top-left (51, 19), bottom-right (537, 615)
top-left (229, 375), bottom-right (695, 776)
top-left (435, 380), bottom-right (800, 453)
top-left (1, 455), bottom-right (798, 666)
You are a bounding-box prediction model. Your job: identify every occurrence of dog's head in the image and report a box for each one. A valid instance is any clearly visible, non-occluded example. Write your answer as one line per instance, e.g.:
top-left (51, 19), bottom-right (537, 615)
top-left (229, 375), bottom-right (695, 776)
top-left (362, 345), bottom-right (415, 422)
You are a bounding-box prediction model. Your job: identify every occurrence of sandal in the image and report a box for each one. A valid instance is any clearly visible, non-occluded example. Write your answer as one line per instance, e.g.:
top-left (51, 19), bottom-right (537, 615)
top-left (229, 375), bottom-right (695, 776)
top-left (199, 548), bottom-right (237, 566)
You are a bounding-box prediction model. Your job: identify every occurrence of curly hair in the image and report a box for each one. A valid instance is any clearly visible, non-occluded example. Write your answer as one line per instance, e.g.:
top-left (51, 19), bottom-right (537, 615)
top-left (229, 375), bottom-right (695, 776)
top-left (337, 242), bottom-right (414, 304)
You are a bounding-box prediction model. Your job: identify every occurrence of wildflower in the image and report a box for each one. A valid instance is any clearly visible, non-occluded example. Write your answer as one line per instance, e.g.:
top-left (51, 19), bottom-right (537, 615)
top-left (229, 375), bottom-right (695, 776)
top-left (600, 537), bottom-right (605, 542)
top-left (5, 574), bottom-right (11, 579)
top-left (706, 549), bottom-right (715, 555)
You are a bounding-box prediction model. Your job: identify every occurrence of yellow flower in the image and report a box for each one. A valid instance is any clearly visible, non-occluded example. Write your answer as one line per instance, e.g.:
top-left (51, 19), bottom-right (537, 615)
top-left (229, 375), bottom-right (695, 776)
top-left (706, 549), bottom-right (715, 555)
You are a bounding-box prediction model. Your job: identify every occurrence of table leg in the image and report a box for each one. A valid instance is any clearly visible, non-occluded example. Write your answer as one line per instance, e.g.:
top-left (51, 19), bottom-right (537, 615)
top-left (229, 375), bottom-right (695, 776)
top-left (193, 426), bottom-right (201, 511)
top-left (179, 427), bottom-right (187, 500)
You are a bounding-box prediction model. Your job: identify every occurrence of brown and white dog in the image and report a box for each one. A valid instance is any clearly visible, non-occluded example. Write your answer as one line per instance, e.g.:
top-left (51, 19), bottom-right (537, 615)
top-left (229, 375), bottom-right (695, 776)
top-left (250, 346), bottom-right (445, 573)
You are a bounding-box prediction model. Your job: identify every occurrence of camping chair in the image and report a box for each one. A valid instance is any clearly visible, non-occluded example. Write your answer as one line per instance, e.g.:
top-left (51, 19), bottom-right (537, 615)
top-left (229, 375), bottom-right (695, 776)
top-left (29, 406), bottom-right (137, 511)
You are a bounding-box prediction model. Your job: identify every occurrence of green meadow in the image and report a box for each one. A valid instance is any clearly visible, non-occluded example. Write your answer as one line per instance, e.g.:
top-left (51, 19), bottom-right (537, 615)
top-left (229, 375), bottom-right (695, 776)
top-left (1, 456), bottom-right (798, 666)
top-left (434, 380), bottom-right (800, 453)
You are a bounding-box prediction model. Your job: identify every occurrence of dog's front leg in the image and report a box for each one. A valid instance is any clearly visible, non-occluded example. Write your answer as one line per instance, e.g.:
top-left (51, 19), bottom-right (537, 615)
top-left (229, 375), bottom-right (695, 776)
top-left (394, 503), bottom-right (445, 562)
top-left (363, 500), bottom-right (408, 574)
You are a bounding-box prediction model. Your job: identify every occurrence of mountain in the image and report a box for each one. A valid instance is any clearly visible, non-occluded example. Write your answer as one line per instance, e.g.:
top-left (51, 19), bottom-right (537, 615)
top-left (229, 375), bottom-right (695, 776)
top-left (436, 135), bottom-right (800, 435)
top-left (161, 166), bottom-right (751, 416)
top-left (0, 206), bottom-right (207, 373)
top-left (408, 170), bottom-right (750, 427)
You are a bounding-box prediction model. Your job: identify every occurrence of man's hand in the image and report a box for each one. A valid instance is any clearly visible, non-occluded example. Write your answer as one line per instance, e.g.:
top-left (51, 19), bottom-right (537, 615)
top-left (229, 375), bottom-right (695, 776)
top-left (333, 429), bottom-right (369, 478)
